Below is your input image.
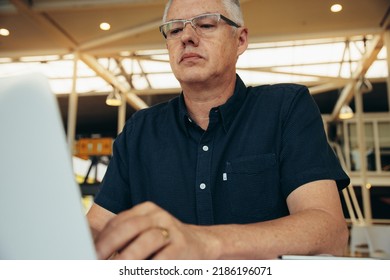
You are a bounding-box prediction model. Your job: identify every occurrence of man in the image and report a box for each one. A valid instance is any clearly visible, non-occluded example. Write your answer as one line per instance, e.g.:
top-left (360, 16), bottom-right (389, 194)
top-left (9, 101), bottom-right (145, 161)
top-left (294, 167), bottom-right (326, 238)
top-left (87, 0), bottom-right (350, 259)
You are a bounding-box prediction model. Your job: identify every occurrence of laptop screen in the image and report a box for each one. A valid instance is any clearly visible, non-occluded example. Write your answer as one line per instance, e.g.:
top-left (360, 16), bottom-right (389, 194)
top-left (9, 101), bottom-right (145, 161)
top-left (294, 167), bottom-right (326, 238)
top-left (0, 73), bottom-right (96, 259)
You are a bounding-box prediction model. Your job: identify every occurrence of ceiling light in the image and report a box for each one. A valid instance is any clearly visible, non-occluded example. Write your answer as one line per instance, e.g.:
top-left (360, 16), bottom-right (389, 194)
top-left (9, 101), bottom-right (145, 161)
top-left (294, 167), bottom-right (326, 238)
top-left (339, 104), bottom-right (354, 120)
top-left (100, 22), bottom-right (111, 31)
top-left (106, 86), bottom-right (122, 106)
top-left (0, 28), bottom-right (10, 36)
top-left (330, 4), bottom-right (343, 13)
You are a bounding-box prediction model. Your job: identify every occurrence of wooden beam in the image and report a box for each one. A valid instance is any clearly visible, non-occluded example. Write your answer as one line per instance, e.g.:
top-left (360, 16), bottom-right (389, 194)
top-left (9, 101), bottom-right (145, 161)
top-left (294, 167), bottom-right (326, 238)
top-left (77, 19), bottom-right (162, 51)
top-left (80, 53), bottom-right (148, 110)
top-left (330, 34), bottom-right (384, 121)
top-left (238, 66), bottom-right (352, 83)
top-left (9, 0), bottom-right (148, 112)
top-left (9, 0), bottom-right (77, 49)
top-left (32, 0), bottom-right (166, 12)
top-left (308, 82), bottom-right (346, 95)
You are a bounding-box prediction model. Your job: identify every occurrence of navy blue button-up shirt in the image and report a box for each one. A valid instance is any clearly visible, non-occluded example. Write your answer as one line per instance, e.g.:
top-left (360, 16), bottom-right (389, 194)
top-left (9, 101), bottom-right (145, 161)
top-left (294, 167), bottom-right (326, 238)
top-left (95, 75), bottom-right (349, 225)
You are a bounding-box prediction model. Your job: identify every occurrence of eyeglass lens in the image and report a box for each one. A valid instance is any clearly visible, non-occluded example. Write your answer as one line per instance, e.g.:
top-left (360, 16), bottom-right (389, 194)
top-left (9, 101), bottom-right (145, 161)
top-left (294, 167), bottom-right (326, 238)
top-left (163, 14), bottom-right (221, 39)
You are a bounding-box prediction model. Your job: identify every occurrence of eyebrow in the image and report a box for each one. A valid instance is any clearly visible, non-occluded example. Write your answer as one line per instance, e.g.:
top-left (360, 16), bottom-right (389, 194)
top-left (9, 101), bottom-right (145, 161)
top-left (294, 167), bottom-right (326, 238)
top-left (165, 12), bottom-right (219, 22)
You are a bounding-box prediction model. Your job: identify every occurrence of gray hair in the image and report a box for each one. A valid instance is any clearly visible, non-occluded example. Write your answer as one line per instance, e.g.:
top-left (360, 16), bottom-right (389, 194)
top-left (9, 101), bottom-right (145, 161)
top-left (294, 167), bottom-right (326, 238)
top-left (162, 0), bottom-right (244, 26)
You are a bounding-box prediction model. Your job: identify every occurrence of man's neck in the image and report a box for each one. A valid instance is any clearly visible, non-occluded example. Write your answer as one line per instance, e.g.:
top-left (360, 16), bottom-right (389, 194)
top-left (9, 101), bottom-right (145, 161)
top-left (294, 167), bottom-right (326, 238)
top-left (181, 75), bottom-right (236, 130)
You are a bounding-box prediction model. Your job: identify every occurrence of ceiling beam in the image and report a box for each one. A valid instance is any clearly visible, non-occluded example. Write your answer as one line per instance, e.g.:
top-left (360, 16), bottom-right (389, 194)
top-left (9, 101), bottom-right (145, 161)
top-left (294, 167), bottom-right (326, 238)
top-left (238, 66), bottom-right (352, 84)
top-left (0, 49), bottom-right (70, 59)
top-left (77, 19), bottom-right (162, 51)
top-left (4, 0), bottom-right (254, 13)
top-left (8, 0), bottom-right (148, 111)
top-left (330, 34), bottom-right (384, 121)
top-left (249, 28), bottom-right (384, 45)
top-left (80, 53), bottom-right (148, 110)
top-left (31, 0), bottom-right (166, 12)
top-left (9, 0), bottom-right (77, 49)
top-left (308, 82), bottom-right (346, 95)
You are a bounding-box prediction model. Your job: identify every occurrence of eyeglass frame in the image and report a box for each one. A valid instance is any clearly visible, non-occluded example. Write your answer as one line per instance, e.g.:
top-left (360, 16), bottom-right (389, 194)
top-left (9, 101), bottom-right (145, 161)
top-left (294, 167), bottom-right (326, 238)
top-left (159, 13), bottom-right (241, 40)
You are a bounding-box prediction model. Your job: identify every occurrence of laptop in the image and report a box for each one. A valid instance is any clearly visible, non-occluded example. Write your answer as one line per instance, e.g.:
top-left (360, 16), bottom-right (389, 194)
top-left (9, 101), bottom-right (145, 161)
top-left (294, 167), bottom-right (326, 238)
top-left (0, 73), bottom-right (96, 259)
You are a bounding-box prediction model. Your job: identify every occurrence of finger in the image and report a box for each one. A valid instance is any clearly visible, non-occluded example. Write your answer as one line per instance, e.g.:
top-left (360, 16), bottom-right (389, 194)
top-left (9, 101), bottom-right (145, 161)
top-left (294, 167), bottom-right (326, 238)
top-left (115, 227), bottom-right (171, 260)
top-left (95, 204), bottom-right (170, 259)
top-left (95, 215), bottom-right (151, 259)
top-left (127, 201), bottom-right (162, 216)
top-left (151, 242), bottom-right (183, 260)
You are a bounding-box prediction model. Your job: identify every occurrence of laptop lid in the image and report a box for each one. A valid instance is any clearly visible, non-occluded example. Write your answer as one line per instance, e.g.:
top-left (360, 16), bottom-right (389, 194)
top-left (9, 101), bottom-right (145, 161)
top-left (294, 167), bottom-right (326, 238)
top-left (0, 73), bottom-right (96, 259)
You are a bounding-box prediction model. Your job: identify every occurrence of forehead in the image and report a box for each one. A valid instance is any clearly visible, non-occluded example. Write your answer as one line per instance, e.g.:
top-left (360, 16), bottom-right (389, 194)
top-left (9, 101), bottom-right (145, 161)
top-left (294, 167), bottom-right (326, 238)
top-left (167, 0), bottom-right (226, 20)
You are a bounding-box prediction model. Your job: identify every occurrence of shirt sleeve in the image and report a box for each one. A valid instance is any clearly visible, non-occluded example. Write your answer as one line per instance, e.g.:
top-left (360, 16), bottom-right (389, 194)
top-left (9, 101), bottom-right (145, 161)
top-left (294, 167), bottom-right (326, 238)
top-left (94, 121), bottom-right (133, 214)
top-left (279, 85), bottom-right (350, 198)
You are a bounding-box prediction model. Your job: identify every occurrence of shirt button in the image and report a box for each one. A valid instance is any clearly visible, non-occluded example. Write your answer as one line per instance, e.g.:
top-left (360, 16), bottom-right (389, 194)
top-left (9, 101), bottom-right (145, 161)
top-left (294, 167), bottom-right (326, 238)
top-left (200, 183), bottom-right (206, 190)
top-left (202, 145), bottom-right (209, 152)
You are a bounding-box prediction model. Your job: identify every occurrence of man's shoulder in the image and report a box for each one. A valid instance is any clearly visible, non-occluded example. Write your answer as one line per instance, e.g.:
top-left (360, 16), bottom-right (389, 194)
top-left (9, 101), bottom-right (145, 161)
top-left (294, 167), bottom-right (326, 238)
top-left (249, 83), bottom-right (308, 95)
top-left (246, 83), bottom-right (309, 103)
top-left (121, 96), bottom-right (180, 135)
top-left (131, 96), bottom-right (179, 120)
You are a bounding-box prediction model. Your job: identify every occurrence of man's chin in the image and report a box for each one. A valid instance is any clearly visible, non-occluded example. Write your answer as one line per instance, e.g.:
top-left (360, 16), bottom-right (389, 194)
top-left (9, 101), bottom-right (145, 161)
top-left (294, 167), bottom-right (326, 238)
top-left (176, 71), bottom-right (208, 83)
top-left (178, 76), bottom-right (209, 85)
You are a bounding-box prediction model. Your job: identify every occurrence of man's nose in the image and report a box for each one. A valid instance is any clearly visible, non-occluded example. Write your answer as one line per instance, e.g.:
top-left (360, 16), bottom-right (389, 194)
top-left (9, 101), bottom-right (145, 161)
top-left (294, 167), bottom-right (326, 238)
top-left (180, 23), bottom-right (199, 45)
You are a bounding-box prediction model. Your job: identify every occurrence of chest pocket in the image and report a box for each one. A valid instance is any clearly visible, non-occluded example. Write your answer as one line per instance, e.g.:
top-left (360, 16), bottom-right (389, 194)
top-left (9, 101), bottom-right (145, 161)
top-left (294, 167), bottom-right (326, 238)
top-left (225, 153), bottom-right (282, 222)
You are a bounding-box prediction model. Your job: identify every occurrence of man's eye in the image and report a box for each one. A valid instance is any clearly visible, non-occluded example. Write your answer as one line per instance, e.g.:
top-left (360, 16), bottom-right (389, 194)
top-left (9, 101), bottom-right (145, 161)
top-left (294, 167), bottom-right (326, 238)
top-left (198, 24), bottom-right (216, 29)
top-left (169, 28), bottom-right (183, 35)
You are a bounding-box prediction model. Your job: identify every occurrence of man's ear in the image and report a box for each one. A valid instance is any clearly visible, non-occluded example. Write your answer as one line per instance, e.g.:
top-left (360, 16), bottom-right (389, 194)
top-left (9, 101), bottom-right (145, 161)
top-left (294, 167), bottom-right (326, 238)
top-left (237, 27), bottom-right (249, 57)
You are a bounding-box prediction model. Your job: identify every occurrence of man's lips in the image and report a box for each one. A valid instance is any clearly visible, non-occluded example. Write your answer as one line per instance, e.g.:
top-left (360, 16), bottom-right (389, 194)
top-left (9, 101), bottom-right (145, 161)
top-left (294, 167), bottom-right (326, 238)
top-left (180, 53), bottom-right (203, 62)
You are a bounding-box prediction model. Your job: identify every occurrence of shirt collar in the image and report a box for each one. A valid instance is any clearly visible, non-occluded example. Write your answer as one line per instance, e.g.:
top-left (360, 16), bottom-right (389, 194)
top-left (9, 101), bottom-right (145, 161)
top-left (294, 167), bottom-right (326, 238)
top-left (178, 93), bottom-right (190, 136)
top-left (219, 75), bottom-right (247, 133)
top-left (178, 74), bottom-right (247, 134)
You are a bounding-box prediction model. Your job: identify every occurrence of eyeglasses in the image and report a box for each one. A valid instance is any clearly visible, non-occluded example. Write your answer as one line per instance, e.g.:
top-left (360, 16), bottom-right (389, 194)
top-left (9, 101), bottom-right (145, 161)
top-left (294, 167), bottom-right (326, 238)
top-left (159, 13), bottom-right (240, 40)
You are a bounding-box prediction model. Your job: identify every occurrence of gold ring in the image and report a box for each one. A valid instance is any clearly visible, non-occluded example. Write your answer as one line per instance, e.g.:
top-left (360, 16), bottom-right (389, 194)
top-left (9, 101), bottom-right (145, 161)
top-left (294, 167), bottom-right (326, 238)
top-left (157, 227), bottom-right (170, 241)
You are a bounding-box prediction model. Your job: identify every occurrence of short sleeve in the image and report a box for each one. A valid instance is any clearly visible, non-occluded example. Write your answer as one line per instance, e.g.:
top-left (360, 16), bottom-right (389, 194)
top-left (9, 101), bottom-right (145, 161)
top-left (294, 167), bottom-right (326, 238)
top-left (94, 121), bottom-right (133, 214)
top-left (279, 86), bottom-right (350, 198)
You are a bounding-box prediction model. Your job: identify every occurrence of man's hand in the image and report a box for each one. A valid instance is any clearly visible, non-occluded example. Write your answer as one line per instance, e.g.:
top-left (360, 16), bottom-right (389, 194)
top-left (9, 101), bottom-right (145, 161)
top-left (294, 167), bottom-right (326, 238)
top-left (94, 201), bottom-right (220, 259)
top-left (90, 180), bottom-right (348, 260)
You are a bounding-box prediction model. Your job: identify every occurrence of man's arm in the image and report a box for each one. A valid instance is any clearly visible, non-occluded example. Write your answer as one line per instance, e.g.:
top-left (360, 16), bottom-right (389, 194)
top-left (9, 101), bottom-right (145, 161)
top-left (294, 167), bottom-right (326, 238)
top-left (92, 179), bottom-right (348, 259)
top-left (208, 179), bottom-right (349, 259)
